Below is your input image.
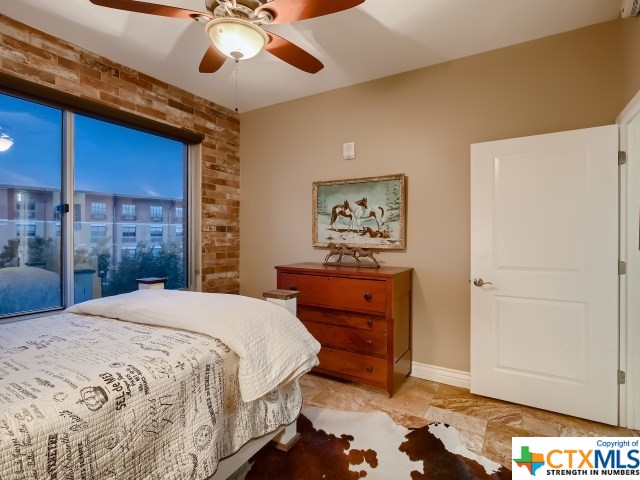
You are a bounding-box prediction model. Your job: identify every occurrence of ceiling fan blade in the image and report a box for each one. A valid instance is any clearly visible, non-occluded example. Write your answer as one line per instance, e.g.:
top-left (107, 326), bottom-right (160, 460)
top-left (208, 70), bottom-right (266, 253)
top-left (256, 0), bottom-right (364, 25)
top-left (265, 32), bottom-right (323, 74)
top-left (89, 0), bottom-right (211, 21)
top-left (199, 45), bottom-right (227, 73)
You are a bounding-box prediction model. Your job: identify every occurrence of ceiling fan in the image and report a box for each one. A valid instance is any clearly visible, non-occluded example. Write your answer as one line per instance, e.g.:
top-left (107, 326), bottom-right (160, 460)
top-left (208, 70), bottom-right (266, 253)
top-left (89, 0), bottom-right (365, 74)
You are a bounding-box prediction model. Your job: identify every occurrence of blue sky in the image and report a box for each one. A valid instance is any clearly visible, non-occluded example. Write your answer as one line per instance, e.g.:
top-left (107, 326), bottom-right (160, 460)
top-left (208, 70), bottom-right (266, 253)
top-left (0, 92), bottom-right (184, 199)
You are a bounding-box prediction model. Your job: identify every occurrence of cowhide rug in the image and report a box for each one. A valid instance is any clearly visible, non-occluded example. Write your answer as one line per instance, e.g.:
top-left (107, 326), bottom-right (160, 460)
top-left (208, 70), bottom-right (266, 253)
top-left (233, 407), bottom-right (511, 479)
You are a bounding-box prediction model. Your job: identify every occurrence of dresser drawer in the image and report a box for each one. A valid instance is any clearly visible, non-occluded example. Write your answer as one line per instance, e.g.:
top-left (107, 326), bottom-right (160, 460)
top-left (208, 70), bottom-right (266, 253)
top-left (303, 321), bottom-right (387, 356)
top-left (297, 306), bottom-right (387, 333)
top-left (279, 273), bottom-right (386, 314)
top-left (276, 263), bottom-right (412, 396)
top-left (316, 348), bottom-right (387, 384)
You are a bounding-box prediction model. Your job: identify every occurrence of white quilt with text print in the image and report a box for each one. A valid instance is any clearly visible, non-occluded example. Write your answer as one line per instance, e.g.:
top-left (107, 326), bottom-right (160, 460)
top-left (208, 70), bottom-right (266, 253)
top-left (0, 312), bottom-right (302, 480)
top-left (66, 290), bottom-right (321, 402)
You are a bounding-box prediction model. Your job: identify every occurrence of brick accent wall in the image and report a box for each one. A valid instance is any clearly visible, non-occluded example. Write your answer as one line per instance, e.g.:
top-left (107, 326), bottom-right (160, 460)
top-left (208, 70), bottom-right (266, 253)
top-left (0, 14), bottom-right (240, 293)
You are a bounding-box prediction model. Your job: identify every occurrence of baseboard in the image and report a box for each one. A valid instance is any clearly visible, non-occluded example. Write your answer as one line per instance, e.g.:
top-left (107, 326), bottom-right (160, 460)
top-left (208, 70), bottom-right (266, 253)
top-left (410, 361), bottom-right (471, 389)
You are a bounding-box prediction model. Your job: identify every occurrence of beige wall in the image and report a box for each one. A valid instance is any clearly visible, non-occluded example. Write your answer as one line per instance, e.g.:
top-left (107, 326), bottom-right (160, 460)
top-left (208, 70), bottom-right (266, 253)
top-left (239, 18), bottom-right (640, 372)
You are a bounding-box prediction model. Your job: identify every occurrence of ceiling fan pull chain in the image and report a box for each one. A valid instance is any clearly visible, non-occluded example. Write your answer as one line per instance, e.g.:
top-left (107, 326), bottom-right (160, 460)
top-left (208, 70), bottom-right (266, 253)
top-left (235, 59), bottom-right (239, 113)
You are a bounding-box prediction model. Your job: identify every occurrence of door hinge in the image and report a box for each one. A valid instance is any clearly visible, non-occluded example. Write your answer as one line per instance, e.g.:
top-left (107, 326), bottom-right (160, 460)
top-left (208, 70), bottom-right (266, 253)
top-left (619, 370), bottom-right (627, 385)
top-left (619, 261), bottom-right (627, 275)
top-left (619, 151), bottom-right (627, 165)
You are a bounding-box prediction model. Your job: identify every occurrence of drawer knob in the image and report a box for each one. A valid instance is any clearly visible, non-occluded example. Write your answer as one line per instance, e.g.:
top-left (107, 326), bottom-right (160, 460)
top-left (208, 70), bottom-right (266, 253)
top-left (289, 285), bottom-right (297, 291)
top-left (363, 292), bottom-right (372, 301)
top-left (367, 340), bottom-right (373, 348)
top-left (367, 319), bottom-right (374, 327)
top-left (366, 365), bottom-right (373, 373)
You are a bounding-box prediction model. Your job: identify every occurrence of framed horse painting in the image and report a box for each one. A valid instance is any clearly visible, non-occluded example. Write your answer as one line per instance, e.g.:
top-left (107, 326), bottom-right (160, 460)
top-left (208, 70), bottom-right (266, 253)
top-left (312, 173), bottom-right (406, 250)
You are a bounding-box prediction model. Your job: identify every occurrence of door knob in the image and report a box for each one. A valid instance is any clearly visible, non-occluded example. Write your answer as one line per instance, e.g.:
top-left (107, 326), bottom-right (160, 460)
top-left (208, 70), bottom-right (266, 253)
top-left (473, 278), bottom-right (493, 287)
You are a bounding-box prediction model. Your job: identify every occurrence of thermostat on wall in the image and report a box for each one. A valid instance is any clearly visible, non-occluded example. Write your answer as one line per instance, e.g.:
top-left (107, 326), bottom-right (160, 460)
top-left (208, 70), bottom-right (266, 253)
top-left (343, 142), bottom-right (356, 160)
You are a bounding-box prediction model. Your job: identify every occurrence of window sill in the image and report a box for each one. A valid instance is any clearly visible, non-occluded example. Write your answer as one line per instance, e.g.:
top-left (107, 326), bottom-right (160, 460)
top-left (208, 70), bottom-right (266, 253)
top-left (0, 307), bottom-right (64, 324)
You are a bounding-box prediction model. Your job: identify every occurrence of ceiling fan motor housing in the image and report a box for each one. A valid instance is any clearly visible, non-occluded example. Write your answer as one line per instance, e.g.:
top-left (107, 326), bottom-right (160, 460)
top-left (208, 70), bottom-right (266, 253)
top-left (621, 0), bottom-right (639, 17)
top-left (209, 0), bottom-right (266, 18)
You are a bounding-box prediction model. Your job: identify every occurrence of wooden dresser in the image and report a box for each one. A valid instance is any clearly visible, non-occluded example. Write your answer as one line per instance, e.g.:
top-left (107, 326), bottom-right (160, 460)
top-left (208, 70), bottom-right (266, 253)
top-left (276, 263), bottom-right (412, 396)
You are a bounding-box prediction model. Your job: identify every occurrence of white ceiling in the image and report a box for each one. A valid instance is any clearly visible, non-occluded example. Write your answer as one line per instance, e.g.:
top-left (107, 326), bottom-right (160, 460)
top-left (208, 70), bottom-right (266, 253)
top-left (0, 0), bottom-right (622, 112)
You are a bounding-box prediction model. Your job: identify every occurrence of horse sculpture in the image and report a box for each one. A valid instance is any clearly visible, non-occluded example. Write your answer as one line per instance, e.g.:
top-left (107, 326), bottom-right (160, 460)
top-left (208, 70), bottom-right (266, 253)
top-left (353, 247), bottom-right (380, 267)
top-left (324, 243), bottom-right (358, 264)
top-left (345, 197), bottom-right (384, 232)
top-left (324, 243), bottom-right (343, 262)
top-left (338, 244), bottom-right (358, 263)
top-left (324, 243), bottom-right (380, 268)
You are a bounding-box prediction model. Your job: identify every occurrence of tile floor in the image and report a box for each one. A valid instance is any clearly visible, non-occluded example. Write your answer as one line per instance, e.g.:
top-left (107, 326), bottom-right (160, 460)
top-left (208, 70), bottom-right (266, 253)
top-left (299, 373), bottom-right (640, 469)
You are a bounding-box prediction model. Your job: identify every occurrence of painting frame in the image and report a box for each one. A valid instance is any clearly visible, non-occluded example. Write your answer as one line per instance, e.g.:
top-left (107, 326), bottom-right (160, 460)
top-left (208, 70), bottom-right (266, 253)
top-left (312, 173), bottom-right (406, 250)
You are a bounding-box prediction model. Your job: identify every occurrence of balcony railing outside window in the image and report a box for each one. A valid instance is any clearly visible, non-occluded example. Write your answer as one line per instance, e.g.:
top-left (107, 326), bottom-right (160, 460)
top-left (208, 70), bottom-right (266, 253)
top-left (150, 226), bottom-right (163, 242)
top-left (16, 224), bottom-right (36, 237)
top-left (122, 226), bottom-right (136, 243)
top-left (122, 204), bottom-right (136, 221)
top-left (90, 225), bottom-right (107, 243)
top-left (150, 205), bottom-right (163, 222)
top-left (91, 202), bottom-right (107, 220)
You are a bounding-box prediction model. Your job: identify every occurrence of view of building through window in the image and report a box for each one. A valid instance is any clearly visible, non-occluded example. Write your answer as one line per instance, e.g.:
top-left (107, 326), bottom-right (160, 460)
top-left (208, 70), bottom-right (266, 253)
top-left (0, 92), bottom-right (188, 316)
top-left (0, 93), bottom-right (63, 316)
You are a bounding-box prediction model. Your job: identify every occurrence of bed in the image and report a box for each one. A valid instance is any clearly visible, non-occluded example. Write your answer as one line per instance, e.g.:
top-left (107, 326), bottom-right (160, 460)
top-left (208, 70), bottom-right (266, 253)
top-left (0, 289), bottom-right (320, 479)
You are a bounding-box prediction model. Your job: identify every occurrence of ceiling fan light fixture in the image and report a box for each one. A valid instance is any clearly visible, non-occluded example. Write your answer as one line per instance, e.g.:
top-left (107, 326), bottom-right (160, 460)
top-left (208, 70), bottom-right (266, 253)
top-left (0, 133), bottom-right (13, 152)
top-left (205, 17), bottom-right (269, 61)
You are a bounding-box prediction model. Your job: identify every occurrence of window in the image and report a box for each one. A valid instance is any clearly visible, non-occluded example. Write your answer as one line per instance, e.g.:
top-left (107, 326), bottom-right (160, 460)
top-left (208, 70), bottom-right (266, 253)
top-left (175, 225), bottom-right (184, 237)
top-left (16, 224), bottom-right (36, 237)
top-left (0, 92), bottom-right (63, 316)
top-left (91, 202), bottom-right (107, 220)
top-left (0, 92), bottom-right (188, 317)
top-left (175, 207), bottom-right (183, 219)
top-left (121, 226), bottom-right (136, 242)
top-left (16, 193), bottom-right (36, 219)
top-left (122, 204), bottom-right (136, 220)
top-left (150, 205), bottom-right (163, 221)
top-left (75, 114), bottom-right (187, 298)
top-left (150, 226), bottom-right (163, 242)
top-left (90, 225), bottom-right (107, 242)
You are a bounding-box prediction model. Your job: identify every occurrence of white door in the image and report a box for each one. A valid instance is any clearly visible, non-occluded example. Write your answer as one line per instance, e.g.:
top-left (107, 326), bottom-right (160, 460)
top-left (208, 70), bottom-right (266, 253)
top-left (470, 125), bottom-right (619, 425)
top-left (620, 99), bottom-right (640, 430)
